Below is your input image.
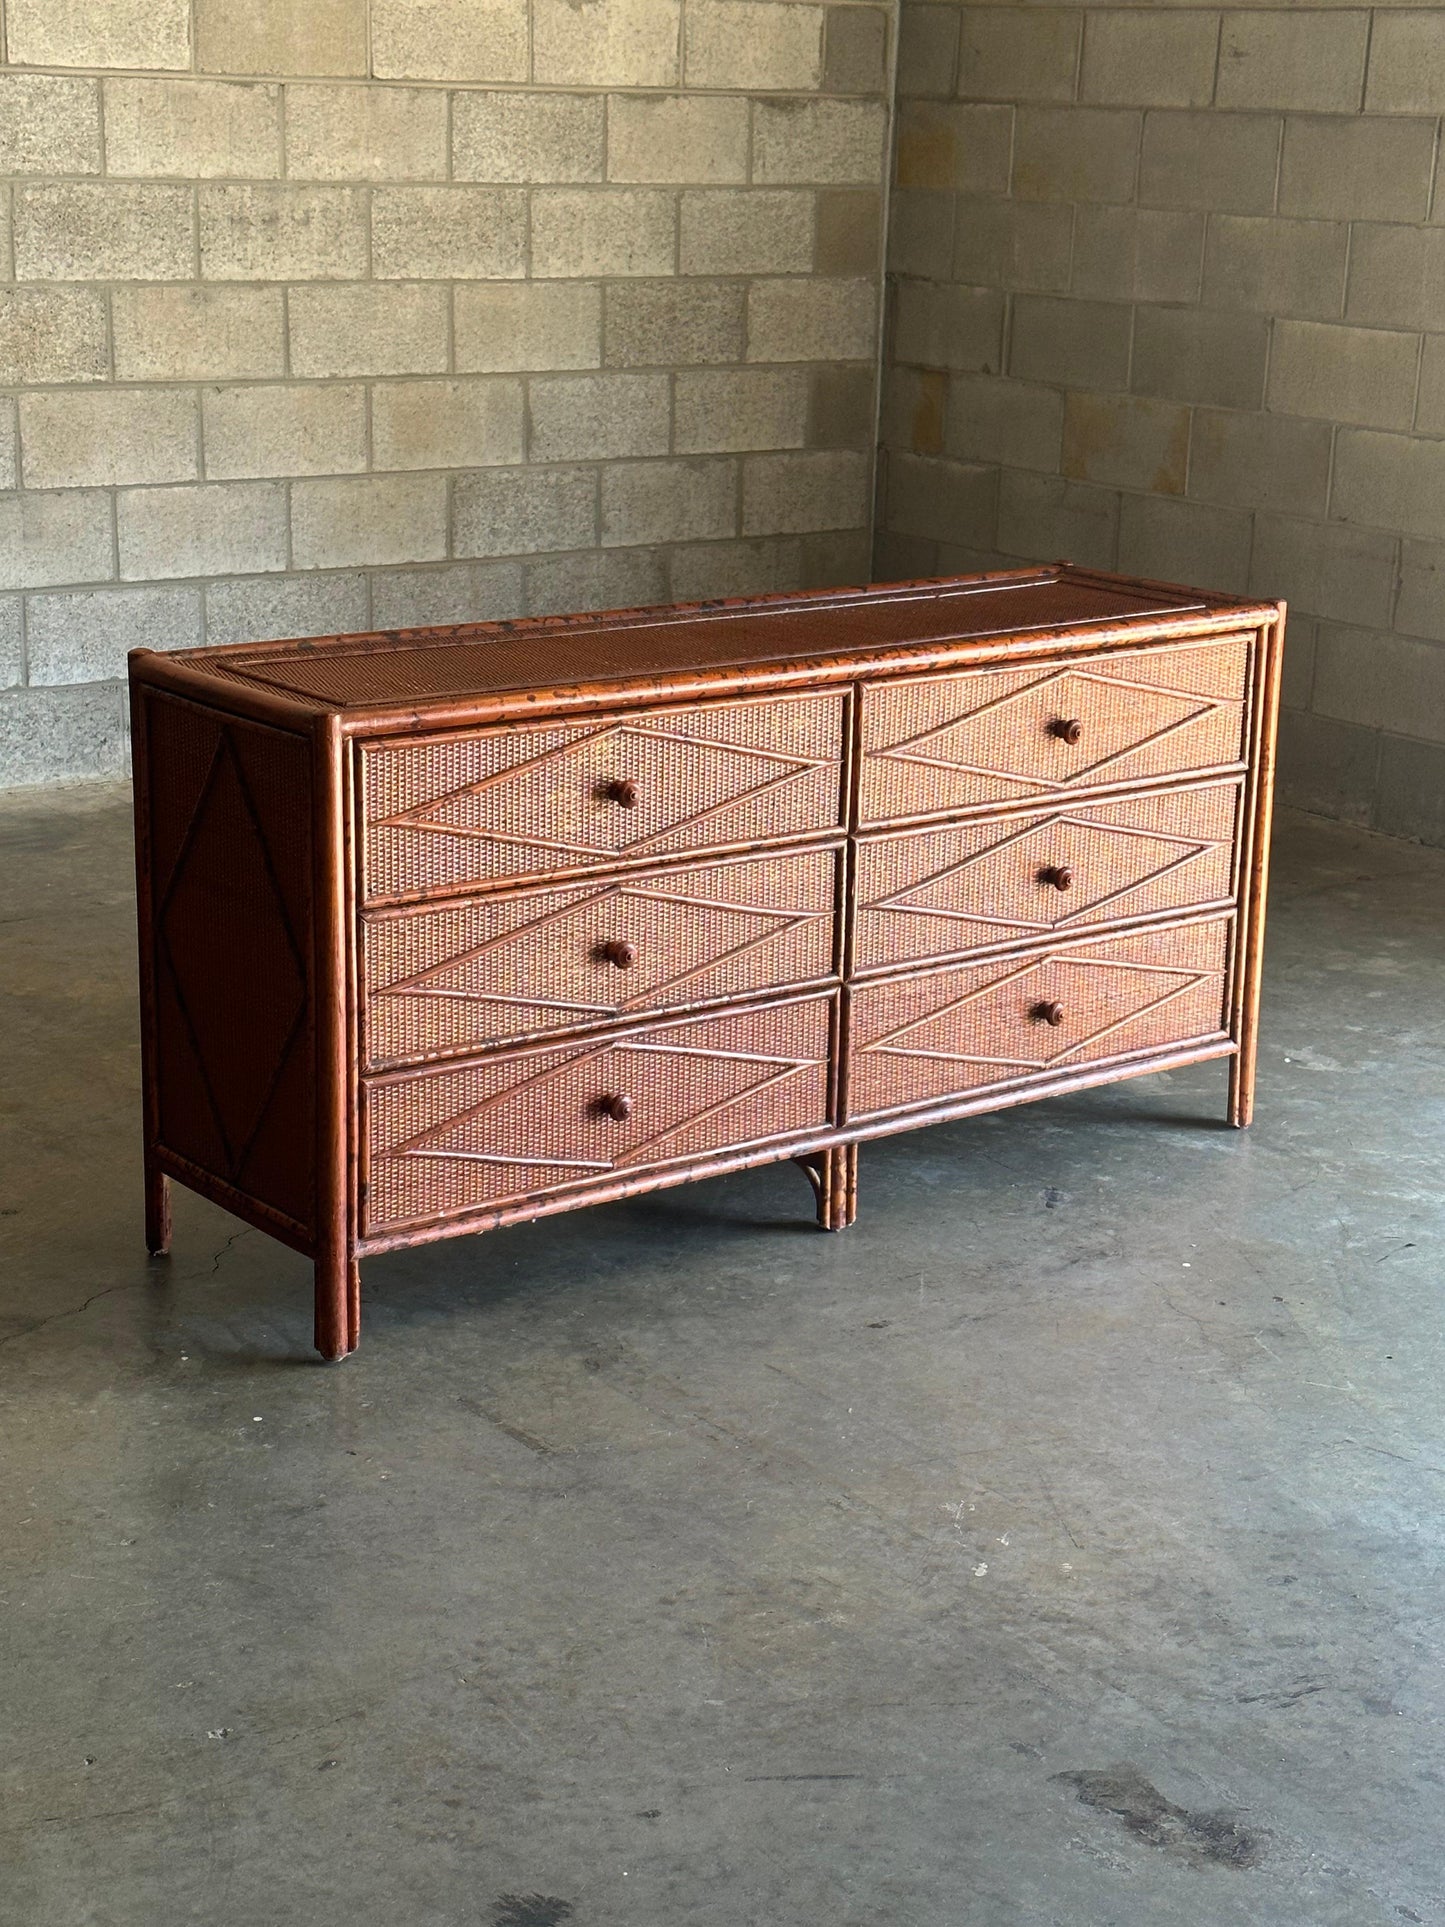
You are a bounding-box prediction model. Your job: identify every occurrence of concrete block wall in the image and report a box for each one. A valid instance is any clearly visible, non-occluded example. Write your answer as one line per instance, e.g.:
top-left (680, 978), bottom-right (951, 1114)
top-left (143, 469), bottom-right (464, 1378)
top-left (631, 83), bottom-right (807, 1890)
top-left (0, 0), bottom-right (894, 784)
top-left (877, 0), bottom-right (1445, 848)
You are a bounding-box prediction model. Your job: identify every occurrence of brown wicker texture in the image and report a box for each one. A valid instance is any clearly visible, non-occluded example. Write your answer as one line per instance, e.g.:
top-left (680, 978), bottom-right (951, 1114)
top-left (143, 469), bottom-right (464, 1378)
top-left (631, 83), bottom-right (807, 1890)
top-left (861, 634), bottom-right (1251, 823)
top-left (363, 994), bottom-right (833, 1232)
top-left (141, 691), bottom-right (315, 1233)
top-left (854, 782), bottom-right (1240, 970)
top-left (848, 918), bottom-right (1232, 1121)
top-left (362, 844), bottom-right (839, 1069)
top-left (362, 689), bottom-right (845, 902)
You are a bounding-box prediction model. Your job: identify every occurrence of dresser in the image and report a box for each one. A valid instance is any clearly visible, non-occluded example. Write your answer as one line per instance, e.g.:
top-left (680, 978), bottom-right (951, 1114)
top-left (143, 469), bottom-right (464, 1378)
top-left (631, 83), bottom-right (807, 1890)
top-left (129, 565), bottom-right (1284, 1360)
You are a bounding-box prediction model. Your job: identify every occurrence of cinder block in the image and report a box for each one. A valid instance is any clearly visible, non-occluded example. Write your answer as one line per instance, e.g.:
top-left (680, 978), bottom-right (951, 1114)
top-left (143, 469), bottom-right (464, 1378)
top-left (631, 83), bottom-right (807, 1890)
top-left (892, 280), bottom-right (1005, 372)
top-left (1189, 408), bottom-right (1332, 516)
top-left (291, 474), bottom-right (447, 570)
top-left (753, 99), bottom-right (888, 184)
top-left (286, 85), bottom-right (447, 181)
top-left (289, 284), bottom-right (449, 377)
top-left (0, 197), bottom-right (11, 284)
top-left (205, 569), bottom-right (369, 643)
top-left (1375, 734), bottom-right (1445, 848)
top-left (20, 389), bottom-right (198, 491)
top-left (887, 190), bottom-right (957, 280)
top-left (880, 365), bottom-right (947, 457)
top-left (678, 364), bottom-right (816, 450)
top-left (886, 451), bottom-right (997, 547)
top-left (0, 490), bottom-right (113, 591)
top-left (1276, 708), bottom-right (1380, 827)
top-left (740, 447), bottom-right (870, 538)
top-left (807, 365), bottom-right (875, 449)
top-left (1205, 214), bottom-right (1348, 319)
top-left (112, 287), bottom-right (285, 381)
top-left (104, 79), bottom-right (281, 180)
top-left (0, 684), bottom-right (126, 787)
top-left (26, 585), bottom-right (202, 686)
top-left (1312, 624), bottom-right (1445, 744)
top-left (454, 282), bottom-right (602, 372)
top-left (815, 186), bottom-right (881, 277)
top-left (1332, 429), bottom-right (1445, 542)
top-left (527, 546), bottom-right (667, 615)
top-left (529, 372), bottom-right (671, 462)
top-left (15, 184), bottom-right (193, 282)
top-left (0, 75), bottom-right (101, 177)
top-left (118, 482), bottom-right (288, 581)
top-left (1072, 205), bottom-right (1204, 302)
top-left (602, 457), bottom-right (737, 545)
top-left (199, 185), bottom-right (367, 281)
top-left (667, 535), bottom-right (804, 602)
top-left (371, 561), bottom-right (526, 627)
top-left (1345, 224), bottom-right (1445, 330)
top-left (1140, 112), bottom-right (1281, 214)
top-left (824, 6), bottom-right (888, 94)
top-left (371, 187), bottom-right (527, 279)
top-left (454, 466), bottom-right (598, 558)
top-left (1081, 12), bottom-right (1219, 108)
top-left (0, 290), bottom-right (107, 386)
top-left (531, 189), bottom-right (675, 278)
top-left (1116, 493), bottom-right (1253, 595)
top-left (959, 8), bottom-right (1080, 103)
top-left (1250, 513), bottom-right (1399, 628)
top-left (8, 0), bottom-right (189, 68)
top-left (1013, 107), bottom-right (1140, 203)
top-left (1061, 391), bottom-right (1189, 495)
top-left (1131, 305), bottom-right (1270, 409)
top-left (453, 92), bottom-right (605, 184)
top-left (203, 383), bottom-right (368, 479)
top-left (371, 378), bottom-right (524, 473)
top-left (372, 0), bottom-right (527, 80)
top-left (945, 375), bottom-right (1063, 472)
top-left (685, 1), bottom-right (823, 89)
top-left (1009, 294), bottom-right (1131, 389)
top-left (997, 469), bottom-right (1119, 569)
top-left (0, 599), bottom-right (19, 688)
top-left (1219, 11), bottom-right (1368, 113)
top-left (896, 6), bottom-right (959, 98)
top-left (1366, 13), bottom-right (1445, 115)
top-left (953, 198), bottom-right (1073, 293)
top-left (794, 526), bottom-right (869, 590)
top-left (1413, 336), bottom-right (1445, 436)
top-left (1267, 320), bottom-right (1419, 431)
top-left (604, 281), bottom-right (745, 367)
top-left (533, 0), bottom-right (682, 86)
top-left (1279, 115), bottom-right (1435, 222)
top-left (747, 278), bottom-right (877, 362)
top-left (874, 525), bottom-right (941, 579)
top-left (0, 399), bottom-right (14, 492)
top-left (894, 102), bottom-right (1012, 193)
top-left (679, 189), bottom-right (813, 275)
top-left (1278, 615), bottom-right (1317, 710)
top-left (196, 0), bottom-right (368, 76)
top-left (608, 97), bottom-right (748, 184)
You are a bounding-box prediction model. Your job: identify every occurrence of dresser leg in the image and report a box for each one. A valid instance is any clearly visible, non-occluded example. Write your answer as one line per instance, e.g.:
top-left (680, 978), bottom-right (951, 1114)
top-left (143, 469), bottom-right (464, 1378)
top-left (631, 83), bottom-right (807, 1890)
top-left (795, 1144), bottom-right (858, 1231)
top-left (1227, 1051), bottom-right (1255, 1130)
top-left (315, 1250), bottom-right (360, 1362)
top-left (144, 1161), bottom-right (171, 1257)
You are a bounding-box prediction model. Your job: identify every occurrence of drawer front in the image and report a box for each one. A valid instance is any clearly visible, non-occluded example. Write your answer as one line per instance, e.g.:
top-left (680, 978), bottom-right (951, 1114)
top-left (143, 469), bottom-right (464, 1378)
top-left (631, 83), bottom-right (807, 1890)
top-left (854, 783), bottom-right (1239, 972)
top-left (362, 845), bottom-right (840, 1069)
top-left (363, 994), bottom-right (834, 1234)
top-left (860, 634), bottom-right (1251, 823)
top-left (361, 690), bottom-right (846, 903)
top-left (848, 919), bottom-right (1231, 1121)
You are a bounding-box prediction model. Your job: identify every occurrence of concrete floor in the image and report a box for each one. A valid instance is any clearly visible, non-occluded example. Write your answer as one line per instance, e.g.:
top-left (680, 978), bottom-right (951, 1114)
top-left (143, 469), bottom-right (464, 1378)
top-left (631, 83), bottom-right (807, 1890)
top-left (2, 784), bottom-right (1443, 1927)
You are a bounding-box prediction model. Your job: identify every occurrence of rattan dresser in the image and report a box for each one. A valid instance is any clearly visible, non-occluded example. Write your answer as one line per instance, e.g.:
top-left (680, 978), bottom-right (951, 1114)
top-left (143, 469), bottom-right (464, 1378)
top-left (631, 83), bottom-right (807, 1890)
top-left (130, 566), bottom-right (1284, 1360)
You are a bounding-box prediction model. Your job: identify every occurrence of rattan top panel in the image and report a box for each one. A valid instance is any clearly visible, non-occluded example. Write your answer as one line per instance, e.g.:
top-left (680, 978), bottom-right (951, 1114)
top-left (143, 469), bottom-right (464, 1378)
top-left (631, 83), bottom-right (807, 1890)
top-left (189, 570), bottom-right (1221, 714)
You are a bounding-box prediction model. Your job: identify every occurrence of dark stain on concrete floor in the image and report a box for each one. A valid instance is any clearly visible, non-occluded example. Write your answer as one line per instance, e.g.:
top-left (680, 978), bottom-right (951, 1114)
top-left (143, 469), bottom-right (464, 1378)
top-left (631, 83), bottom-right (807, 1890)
top-left (1056, 1762), bottom-right (1267, 1869)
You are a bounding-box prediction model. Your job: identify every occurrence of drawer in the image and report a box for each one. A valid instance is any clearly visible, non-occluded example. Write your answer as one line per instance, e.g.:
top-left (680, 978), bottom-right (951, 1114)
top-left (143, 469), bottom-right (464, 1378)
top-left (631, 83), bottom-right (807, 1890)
top-left (854, 782), bottom-right (1239, 972)
top-left (848, 918), bottom-right (1231, 1122)
top-left (362, 994), bottom-right (834, 1234)
top-left (362, 844), bottom-right (840, 1069)
top-left (360, 689), bottom-right (846, 904)
top-left (860, 633), bottom-right (1251, 823)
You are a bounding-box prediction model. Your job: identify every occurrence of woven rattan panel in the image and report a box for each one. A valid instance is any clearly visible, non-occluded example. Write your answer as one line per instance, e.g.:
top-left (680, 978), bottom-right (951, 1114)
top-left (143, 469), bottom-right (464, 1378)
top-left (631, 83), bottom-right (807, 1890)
top-left (861, 634), bottom-right (1251, 822)
top-left (854, 782), bottom-right (1240, 971)
top-left (362, 689), bottom-right (845, 902)
top-left (848, 918), bottom-right (1231, 1121)
top-left (363, 844), bottom-right (839, 1069)
top-left (143, 692), bottom-right (315, 1232)
top-left (363, 994), bottom-right (833, 1232)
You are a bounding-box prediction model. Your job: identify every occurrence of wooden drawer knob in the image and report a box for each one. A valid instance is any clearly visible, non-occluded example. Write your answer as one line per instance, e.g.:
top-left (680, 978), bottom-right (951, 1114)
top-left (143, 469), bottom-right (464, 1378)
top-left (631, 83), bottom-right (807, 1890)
top-left (605, 776), bottom-right (640, 807)
top-left (1032, 1000), bottom-right (1066, 1027)
top-left (1038, 864), bottom-right (1073, 891)
top-left (1049, 718), bottom-right (1083, 745)
top-left (601, 1093), bottom-right (633, 1122)
top-left (601, 938), bottom-right (637, 969)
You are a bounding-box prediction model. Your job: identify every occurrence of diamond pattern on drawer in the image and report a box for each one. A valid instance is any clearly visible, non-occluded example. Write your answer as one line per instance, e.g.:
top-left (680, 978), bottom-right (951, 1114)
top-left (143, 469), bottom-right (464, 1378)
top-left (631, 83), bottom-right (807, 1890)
top-left (363, 846), bottom-right (839, 1068)
top-left (364, 996), bottom-right (833, 1232)
top-left (848, 920), bottom-right (1231, 1120)
top-left (861, 635), bottom-right (1250, 821)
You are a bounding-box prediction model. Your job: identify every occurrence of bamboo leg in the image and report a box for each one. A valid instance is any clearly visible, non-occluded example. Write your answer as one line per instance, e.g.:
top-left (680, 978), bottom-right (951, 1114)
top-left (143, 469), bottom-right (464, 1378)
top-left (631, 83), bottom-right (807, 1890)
top-left (795, 1144), bottom-right (859, 1231)
top-left (144, 1161), bottom-right (171, 1257)
top-left (1227, 1051), bottom-right (1255, 1130)
top-left (315, 1249), bottom-right (360, 1362)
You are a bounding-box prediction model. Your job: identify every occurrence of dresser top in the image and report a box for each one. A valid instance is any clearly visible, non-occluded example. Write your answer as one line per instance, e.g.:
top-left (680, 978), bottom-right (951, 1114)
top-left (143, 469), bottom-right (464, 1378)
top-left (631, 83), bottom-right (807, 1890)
top-left (134, 564), bottom-right (1276, 731)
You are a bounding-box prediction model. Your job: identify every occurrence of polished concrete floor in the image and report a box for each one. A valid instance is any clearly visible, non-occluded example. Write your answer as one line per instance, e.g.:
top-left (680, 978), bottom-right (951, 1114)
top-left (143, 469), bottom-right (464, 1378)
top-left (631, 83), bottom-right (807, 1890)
top-left (2, 784), bottom-right (1443, 1927)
